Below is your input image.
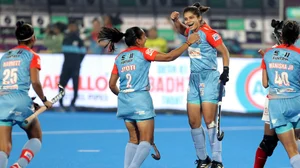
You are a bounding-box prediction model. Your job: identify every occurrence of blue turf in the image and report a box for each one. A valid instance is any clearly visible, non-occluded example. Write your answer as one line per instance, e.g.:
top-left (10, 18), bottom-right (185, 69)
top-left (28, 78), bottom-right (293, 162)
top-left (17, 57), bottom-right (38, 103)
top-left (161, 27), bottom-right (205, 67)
top-left (8, 112), bottom-right (290, 168)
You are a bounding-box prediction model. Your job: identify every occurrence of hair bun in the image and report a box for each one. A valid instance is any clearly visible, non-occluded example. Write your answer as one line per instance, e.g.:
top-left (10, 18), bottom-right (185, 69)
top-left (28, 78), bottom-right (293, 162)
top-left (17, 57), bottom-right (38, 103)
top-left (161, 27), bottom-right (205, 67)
top-left (16, 21), bottom-right (24, 28)
top-left (271, 19), bottom-right (283, 29)
top-left (192, 2), bottom-right (201, 8)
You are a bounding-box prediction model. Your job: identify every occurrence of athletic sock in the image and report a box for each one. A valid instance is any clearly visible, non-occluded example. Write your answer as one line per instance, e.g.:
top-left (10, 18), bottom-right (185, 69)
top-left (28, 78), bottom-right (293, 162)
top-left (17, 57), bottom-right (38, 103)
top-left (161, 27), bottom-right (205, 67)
top-left (16, 138), bottom-right (41, 168)
top-left (0, 151), bottom-right (8, 168)
top-left (208, 127), bottom-right (222, 162)
top-left (290, 154), bottom-right (300, 168)
top-left (124, 143), bottom-right (138, 168)
top-left (191, 126), bottom-right (208, 160)
top-left (254, 147), bottom-right (268, 168)
top-left (128, 141), bottom-right (151, 168)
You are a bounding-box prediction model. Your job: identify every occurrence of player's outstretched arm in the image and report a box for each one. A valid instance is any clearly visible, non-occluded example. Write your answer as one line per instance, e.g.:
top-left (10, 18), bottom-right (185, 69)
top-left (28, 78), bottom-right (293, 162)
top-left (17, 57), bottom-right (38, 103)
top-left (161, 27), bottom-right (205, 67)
top-left (154, 33), bottom-right (199, 62)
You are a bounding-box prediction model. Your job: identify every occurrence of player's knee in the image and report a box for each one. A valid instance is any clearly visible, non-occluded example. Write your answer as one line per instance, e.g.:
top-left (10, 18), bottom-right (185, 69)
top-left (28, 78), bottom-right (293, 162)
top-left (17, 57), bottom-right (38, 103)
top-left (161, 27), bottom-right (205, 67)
top-left (0, 143), bottom-right (12, 156)
top-left (128, 132), bottom-right (139, 144)
top-left (188, 119), bottom-right (201, 129)
top-left (129, 138), bottom-right (139, 144)
top-left (259, 135), bottom-right (279, 156)
top-left (206, 121), bottom-right (216, 129)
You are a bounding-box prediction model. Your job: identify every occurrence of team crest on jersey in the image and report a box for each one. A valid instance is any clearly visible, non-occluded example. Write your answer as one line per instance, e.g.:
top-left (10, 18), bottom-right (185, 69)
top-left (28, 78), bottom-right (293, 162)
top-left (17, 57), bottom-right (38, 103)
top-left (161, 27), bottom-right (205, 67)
top-left (145, 48), bottom-right (155, 56)
top-left (212, 33), bottom-right (220, 41)
top-left (188, 47), bottom-right (201, 59)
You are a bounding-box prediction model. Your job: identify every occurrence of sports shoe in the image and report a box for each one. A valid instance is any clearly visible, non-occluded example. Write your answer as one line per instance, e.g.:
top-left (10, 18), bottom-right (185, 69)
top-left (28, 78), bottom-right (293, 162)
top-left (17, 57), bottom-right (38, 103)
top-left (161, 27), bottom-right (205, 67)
top-left (211, 160), bottom-right (224, 168)
top-left (195, 156), bottom-right (212, 168)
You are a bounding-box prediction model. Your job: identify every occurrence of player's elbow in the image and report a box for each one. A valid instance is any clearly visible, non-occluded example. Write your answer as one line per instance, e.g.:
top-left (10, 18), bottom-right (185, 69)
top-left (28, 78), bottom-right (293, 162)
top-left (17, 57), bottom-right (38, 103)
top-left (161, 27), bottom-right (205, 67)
top-left (263, 83), bottom-right (269, 88)
top-left (31, 81), bottom-right (41, 87)
top-left (109, 83), bottom-right (117, 91)
top-left (262, 81), bottom-right (269, 88)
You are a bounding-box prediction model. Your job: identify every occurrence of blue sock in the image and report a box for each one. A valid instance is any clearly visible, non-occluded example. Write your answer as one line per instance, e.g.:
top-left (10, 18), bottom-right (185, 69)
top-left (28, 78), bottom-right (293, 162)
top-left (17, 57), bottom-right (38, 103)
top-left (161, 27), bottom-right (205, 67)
top-left (297, 140), bottom-right (300, 153)
top-left (17, 138), bottom-right (42, 167)
top-left (290, 154), bottom-right (300, 168)
top-left (0, 151), bottom-right (8, 168)
top-left (208, 127), bottom-right (222, 162)
top-left (124, 143), bottom-right (138, 168)
top-left (128, 141), bottom-right (151, 168)
top-left (191, 126), bottom-right (207, 160)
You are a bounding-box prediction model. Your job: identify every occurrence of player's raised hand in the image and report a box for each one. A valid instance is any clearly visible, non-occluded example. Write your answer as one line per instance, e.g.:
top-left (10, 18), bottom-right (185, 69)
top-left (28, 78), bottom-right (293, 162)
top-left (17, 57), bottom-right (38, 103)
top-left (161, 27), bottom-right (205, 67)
top-left (258, 49), bottom-right (265, 57)
top-left (187, 33), bottom-right (200, 44)
top-left (170, 11), bottom-right (180, 21)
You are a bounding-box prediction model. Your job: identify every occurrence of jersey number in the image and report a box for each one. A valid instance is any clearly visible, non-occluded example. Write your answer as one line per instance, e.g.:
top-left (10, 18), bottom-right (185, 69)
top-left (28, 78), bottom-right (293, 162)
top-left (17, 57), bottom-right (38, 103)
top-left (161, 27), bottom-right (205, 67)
top-left (2, 68), bottom-right (18, 85)
top-left (274, 71), bottom-right (290, 86)
top-left (126, 73), bottom-right (132, 88)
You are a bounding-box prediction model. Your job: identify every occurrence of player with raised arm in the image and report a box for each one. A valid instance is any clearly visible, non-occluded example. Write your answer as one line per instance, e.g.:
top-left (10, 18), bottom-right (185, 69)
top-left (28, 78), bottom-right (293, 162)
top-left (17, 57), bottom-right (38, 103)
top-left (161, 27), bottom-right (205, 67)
top-left (98, 26), bottom-right (199, 168)
top-left (0, 21), bottom-right (53, 168)
top-left (170, 2), bottom-right (230, 168)
top-left (262, 20), bottom-right (300, 168)
top-left (254, 19), bottom-right (300, 168)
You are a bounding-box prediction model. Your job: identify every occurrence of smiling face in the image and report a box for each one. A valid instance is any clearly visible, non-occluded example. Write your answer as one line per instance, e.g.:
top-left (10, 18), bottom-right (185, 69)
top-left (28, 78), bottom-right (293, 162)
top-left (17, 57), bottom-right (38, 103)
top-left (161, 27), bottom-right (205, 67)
top-left (184, 11), bottom-right (202, 31)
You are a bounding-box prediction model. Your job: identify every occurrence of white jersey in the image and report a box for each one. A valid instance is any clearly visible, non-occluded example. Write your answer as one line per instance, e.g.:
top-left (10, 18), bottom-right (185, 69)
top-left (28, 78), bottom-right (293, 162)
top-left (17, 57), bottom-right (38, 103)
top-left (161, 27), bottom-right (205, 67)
top-left (261, 97), bottom-right (270, 123)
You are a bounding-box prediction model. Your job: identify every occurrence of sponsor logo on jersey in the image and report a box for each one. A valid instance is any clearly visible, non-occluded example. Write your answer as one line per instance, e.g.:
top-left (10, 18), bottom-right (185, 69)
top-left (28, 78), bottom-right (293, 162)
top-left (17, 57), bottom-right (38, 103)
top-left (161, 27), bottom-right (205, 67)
top-left (212, 33), bottom-right (220, 41)
top-left (145, 48), bottom-right (155, 56)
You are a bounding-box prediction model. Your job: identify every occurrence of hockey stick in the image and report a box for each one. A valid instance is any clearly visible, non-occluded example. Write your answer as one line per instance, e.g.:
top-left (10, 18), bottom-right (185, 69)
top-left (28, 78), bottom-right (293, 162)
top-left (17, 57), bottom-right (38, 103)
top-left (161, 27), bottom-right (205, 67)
top-left (24, 84), bottom-right (65, 124)
top-left (151, 143), bottom-right (161, 160)
top-left (217, 82), bottom-right (225, 141)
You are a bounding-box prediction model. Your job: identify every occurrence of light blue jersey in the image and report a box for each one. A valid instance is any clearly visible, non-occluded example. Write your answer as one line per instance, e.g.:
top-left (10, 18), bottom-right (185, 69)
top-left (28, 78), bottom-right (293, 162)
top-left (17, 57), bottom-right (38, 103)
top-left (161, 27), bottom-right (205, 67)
top-left (0, 45), bottom-right (41, 93)
top-left (185, 24), bottom-right (224, 104)
top-left (263, 45), bottom-right (300, 99)
top-left (112, 47), bottom-right (157, 121)
top-left (186, 23), bottom-right (223, 72)
top-left (0, 45), bottom-right (41, 125)
top-left (263, 44), bottom-right (300, 131)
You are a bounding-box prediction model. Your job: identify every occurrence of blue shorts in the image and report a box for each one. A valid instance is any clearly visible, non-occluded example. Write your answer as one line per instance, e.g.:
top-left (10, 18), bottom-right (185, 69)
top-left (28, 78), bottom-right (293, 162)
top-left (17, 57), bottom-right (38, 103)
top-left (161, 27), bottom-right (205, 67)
top-left (275, 122), bottom-right (300, 134)
top-left (0, 120), bottom-right (24, 127)
top-left (117, 91), bottom-right (156, 120)
top-left (0, 91), bottom-right (33, 126)
top-left (187, 70), bottom-right (224, 104)
top-left (125, 117), bottom-right (154, 123)
top-left (269, 96), bottom-right (300, 130)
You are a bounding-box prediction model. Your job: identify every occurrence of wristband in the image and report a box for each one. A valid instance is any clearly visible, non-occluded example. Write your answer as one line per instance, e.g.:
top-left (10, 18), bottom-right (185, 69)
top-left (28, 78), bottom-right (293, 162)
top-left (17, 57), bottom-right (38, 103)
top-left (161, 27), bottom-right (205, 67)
top-left (185, 41), bottom-right (192, 46)
top-left (42, 96), bottom-right (47, 102)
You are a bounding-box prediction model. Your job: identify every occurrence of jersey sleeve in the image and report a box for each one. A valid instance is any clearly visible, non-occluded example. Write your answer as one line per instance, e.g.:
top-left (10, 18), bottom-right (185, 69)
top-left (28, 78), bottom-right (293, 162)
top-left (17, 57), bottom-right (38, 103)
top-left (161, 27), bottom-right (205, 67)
top-left (184, 28), bottom-right (190, 36)
top-left (111, 63), bottom-right (118, 74)
top-left (206, 31), bottom-right (223, 48)
top-left (261, 59), bottom-right (266, 69)
top-left (142, 48), bottom-right (158, 61)
top-left (30, 54), bottom-right (41, 70)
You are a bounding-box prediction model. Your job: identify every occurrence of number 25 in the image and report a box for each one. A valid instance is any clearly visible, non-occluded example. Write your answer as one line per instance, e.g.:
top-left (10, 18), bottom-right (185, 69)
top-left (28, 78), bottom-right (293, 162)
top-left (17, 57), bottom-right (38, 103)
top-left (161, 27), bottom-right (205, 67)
top-left (2, 68), bottom-right (18, 85)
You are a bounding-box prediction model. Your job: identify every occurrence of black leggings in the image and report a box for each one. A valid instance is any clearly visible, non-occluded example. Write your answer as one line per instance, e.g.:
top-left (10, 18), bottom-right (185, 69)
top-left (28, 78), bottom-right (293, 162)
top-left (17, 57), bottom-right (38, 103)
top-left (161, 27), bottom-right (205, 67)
top-left (59, 54), bottom-right (84, 107)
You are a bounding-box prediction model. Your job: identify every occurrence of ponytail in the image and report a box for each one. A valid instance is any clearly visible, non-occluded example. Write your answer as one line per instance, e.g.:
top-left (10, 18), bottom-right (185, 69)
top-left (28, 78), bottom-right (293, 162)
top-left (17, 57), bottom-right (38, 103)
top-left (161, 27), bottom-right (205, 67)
top-left (98, 27), bottom-right (125, 52)
top-left (193, 2), bottom-right (210, 14)
top-left (184, 2), bottom-right (210, 17)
